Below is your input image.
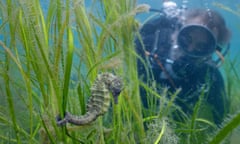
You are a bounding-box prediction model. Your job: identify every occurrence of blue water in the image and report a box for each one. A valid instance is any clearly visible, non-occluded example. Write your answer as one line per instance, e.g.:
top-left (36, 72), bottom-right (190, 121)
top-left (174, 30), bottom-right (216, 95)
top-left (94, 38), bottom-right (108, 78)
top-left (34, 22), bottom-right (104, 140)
top-left (2, 1), bottom-right (240, 57)
top-left (0, 1), bottom-right (238, 84)
top-left (28, 0), bottom-right (240, 60)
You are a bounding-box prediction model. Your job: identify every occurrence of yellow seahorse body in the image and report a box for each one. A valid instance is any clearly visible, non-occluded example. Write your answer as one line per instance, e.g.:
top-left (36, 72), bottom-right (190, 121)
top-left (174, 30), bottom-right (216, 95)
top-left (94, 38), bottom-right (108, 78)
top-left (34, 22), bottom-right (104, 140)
top-left (57, 73), bottom-right (123, 126)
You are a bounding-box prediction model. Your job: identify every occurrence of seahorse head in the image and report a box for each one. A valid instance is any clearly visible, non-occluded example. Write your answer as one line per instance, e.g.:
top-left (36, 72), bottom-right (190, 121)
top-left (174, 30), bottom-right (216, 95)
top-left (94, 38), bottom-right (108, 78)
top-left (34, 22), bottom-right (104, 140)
top-left (100, 73), bottom-right (123, 104)
top-left (108, 76), bottom-right (123, 104)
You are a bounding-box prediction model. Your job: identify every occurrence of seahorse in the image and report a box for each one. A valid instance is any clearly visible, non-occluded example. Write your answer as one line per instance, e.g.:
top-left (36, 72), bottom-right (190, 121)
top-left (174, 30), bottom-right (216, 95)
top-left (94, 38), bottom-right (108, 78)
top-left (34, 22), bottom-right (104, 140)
top-left (56, 72), bottom-right (123, 126)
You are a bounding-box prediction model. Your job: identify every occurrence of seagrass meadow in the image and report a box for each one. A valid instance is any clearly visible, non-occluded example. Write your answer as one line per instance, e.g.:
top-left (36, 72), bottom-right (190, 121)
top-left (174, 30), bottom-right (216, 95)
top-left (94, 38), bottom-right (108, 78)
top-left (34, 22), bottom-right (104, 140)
top-left (0, 0), bottom-right (240, 143)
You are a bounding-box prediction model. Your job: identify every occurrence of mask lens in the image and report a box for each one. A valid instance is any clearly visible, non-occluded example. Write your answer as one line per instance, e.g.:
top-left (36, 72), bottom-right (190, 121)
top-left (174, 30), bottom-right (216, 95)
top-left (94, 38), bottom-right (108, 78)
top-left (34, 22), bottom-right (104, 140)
top-left (177, 25), bottom-right (216, 57)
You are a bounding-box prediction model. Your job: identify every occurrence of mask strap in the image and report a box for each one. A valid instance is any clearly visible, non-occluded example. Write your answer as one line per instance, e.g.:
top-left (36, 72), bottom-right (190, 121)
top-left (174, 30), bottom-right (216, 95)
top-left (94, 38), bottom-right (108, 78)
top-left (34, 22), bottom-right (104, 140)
top-left (215, 50), bottom-right (224, 67)
top-left (215, 43), bottom-right (230, 67)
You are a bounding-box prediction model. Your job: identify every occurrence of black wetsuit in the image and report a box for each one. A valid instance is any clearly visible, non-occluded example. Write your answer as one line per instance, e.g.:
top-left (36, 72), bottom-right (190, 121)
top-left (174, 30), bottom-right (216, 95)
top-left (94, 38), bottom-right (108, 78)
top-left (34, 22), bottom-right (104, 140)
top-left (135, 14), bottom-right (229, 125)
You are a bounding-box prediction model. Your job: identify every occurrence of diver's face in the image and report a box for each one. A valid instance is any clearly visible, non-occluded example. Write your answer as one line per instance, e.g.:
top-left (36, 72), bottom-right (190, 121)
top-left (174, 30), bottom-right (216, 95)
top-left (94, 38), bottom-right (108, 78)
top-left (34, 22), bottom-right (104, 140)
top-left (186, 29), bottom-right (213, 54)
top-left (177, 25), bottom-right (216, 58)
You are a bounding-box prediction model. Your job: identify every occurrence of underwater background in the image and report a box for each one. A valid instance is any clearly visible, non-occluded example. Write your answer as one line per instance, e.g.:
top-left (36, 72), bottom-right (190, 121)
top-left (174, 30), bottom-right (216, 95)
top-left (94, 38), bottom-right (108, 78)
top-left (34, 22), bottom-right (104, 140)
top-left (0, 0), bottom-right (240, 143)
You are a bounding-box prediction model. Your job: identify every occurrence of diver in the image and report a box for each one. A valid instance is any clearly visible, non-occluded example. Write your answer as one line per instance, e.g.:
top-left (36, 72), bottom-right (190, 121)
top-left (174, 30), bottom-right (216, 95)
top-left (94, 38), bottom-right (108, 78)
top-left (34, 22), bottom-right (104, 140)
top-left (135, 1), bottom-right (231, 125)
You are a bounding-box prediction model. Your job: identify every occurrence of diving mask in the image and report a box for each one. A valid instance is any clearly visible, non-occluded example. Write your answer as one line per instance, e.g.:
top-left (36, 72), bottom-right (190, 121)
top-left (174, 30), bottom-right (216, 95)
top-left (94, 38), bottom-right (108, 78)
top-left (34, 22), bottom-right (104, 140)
top-left (177, 25), bottom-right (216, 58)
